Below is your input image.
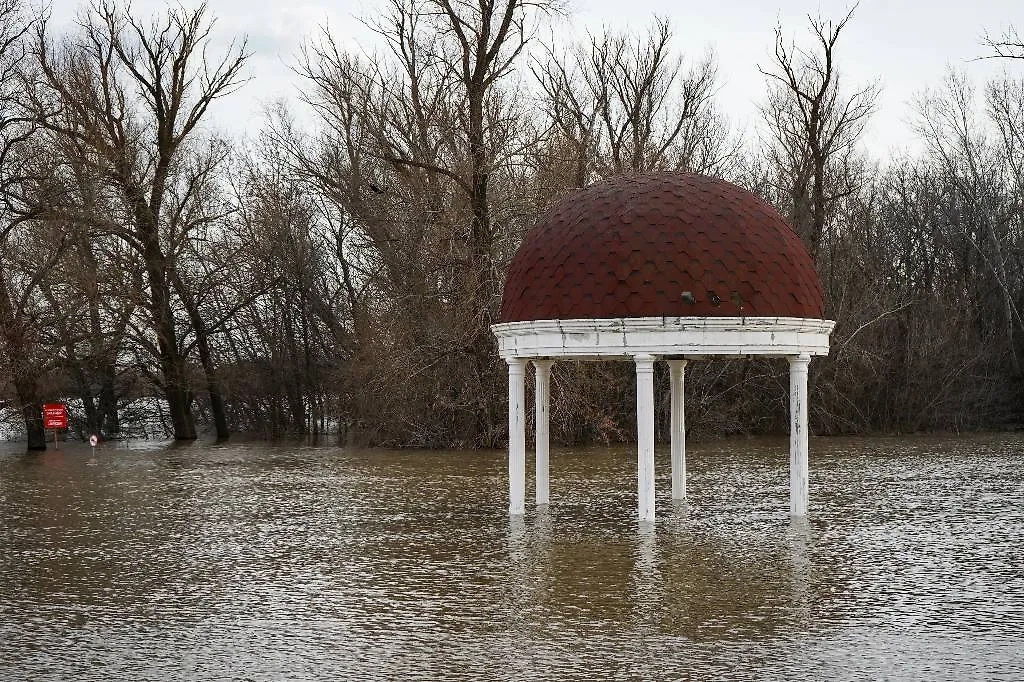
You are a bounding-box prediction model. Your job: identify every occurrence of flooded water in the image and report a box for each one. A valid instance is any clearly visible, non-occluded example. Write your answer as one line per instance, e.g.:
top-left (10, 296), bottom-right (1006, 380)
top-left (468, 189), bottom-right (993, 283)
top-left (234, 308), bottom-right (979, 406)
top-left (1, 434), bottom-right (1022, 680)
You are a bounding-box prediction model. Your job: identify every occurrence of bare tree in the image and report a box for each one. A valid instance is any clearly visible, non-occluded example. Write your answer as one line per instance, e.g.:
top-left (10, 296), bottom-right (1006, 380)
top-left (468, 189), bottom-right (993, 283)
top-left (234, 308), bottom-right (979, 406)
top-left (533, 18), bottom-right (732, 186)
top-left (22, 119), bottom-right (139, 441)
top-left (217, 125), bottom-right (354, 438)
top-left (982, 25), bottom-right (1024, 60)
top-left (0, 0), bottom-right (52, 449)
top-left (914, 71), bottom-right (1024, 374)
top-left (164, 137), bottom-right (237, 440)
top-left (27, 1), bottom-right (248, 440)
top-left (279, 0), bottom-right (553, 445)
top-left (0, 228), bottom-right (67, 450)
top-left (759, 5), bottom-right (878, 261)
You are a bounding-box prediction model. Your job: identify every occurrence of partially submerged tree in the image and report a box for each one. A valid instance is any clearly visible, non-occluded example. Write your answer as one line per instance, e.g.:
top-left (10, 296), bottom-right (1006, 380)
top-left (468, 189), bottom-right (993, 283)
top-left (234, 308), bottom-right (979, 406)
top-left (28, 2), bottom-right (249, 440)
top-left (0, 0), bottom-right (51, 450)
top-left (913, 71), bottom-right (1024, 375)
top-left (282, 0), bottom-right (556, 445)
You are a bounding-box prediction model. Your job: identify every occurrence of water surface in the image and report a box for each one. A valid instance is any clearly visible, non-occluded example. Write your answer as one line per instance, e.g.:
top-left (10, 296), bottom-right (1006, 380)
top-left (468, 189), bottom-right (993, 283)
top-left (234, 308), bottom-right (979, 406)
top-left (1, 434), bottom-right (1022, 680)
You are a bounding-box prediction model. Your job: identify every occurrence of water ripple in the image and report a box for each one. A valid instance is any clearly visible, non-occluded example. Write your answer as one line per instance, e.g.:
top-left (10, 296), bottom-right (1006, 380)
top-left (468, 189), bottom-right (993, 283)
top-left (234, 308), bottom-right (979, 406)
top-left (1, 434), bottom-right (1022, 680)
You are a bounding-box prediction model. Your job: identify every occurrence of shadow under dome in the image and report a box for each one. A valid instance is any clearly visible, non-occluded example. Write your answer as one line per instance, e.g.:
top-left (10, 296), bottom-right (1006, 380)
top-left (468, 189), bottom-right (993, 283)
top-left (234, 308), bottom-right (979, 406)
top-left (499, 173), bottom-right (824, 323)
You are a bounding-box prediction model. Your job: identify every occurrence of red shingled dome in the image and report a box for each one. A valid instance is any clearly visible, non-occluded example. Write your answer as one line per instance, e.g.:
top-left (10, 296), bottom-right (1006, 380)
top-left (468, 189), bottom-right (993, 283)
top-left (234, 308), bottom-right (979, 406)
top-left (500, 173), bottom-right (824, 323)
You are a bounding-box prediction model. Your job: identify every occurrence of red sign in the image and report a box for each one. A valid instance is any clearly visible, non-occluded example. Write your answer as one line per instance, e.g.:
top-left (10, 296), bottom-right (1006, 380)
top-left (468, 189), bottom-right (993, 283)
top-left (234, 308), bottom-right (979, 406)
top-left (42, 403), bottom-right (67, 430)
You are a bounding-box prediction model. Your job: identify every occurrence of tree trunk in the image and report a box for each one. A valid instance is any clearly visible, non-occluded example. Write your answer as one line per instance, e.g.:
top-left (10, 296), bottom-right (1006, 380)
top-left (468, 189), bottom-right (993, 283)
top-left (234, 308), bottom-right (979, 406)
top-left (15, 379), bottom-right (46, 451)
top-left (466, 88), bottom-right (499, 442)
top-left (283, 311), bottom-right (306, 434)
top-left (164, 378), bottom-right (196, 440)
top-left (140, 207), bottom-right (196, 441)
top-left (81, 395), bottom-right (99, 438)
top-left (1, 274), bottom-right (45, 450)
top-left (157, 328), bottom-right (197, 441)
top-left (86, 249), bottom-right (121, 438)
top-left (174, 269), bottom-right (229, 440)
top-left (196, 328), bottom-right (229, 440)
top-left (98, 373), bottom-right (120, 438)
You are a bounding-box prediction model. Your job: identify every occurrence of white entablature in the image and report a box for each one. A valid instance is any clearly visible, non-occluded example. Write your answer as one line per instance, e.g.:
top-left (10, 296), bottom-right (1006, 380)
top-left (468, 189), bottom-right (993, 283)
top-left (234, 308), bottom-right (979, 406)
top-left (492, 316), bottom-right (835, 360)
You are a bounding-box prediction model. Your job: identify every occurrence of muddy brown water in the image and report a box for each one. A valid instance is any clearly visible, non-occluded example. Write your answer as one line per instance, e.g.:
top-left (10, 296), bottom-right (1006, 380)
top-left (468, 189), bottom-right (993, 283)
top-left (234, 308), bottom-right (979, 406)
top-left (1, 434), bottom-right (1022, 680)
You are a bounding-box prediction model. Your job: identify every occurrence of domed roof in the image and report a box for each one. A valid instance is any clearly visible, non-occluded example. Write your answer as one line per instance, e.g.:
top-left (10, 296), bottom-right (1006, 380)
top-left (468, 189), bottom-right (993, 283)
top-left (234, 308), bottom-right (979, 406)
top-left (500, 173), bottom-right (824, 323)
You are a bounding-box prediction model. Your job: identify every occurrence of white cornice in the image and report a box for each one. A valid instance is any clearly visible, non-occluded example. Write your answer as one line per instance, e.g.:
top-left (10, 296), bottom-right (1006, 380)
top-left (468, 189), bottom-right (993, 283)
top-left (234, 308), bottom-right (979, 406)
top-left (491, 316), bottom-right (835, 360)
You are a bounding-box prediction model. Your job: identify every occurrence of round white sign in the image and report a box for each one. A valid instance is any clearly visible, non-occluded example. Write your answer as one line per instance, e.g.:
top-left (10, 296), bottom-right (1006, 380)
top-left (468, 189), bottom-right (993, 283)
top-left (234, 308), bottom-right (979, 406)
top-left (89, 434), bottom-right (98, 447)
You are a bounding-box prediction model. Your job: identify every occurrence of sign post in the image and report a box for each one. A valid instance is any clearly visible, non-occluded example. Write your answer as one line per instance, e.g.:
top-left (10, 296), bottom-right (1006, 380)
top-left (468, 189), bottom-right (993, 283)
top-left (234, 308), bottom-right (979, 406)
top-left (42, 403), bottom-right (67, 449)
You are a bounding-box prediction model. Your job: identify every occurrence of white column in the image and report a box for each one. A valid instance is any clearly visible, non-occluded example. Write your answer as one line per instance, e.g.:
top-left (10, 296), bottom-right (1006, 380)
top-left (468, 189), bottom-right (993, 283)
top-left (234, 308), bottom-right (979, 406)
top-left (789, 353), bottom-right (811, 517)
top-left (668, 359), bottom-right (687, 501)
top-left (533, 359), bottom-right (553, 506)
top-left (634, 354), bottom-right (657, 522)
top-left (507, 357), bottom-right (527, 516)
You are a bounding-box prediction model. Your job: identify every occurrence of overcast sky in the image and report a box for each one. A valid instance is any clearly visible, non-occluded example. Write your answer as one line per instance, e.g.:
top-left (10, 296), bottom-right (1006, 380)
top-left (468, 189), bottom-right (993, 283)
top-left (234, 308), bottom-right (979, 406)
top-left (47, 0), bottom-right (1023, 158)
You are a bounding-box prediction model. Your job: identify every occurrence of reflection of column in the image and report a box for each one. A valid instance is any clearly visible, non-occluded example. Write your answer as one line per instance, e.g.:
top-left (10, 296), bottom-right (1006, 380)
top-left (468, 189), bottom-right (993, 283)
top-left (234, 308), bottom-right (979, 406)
top-left (506, 514), bottom-right (530, 678)
top-left (665, 490), bottom-right (690, 531)
top-left (636, 520), bottom-right (657, 572)
top-left (534, 504), bottom-right (552, 542)
top-left (788, 516), bottom-right (811, 624)
top-left (532, 505), bottom-right (553, 612)
top-left (507, 358), bottom-right (527, 516)
top-left (789, 354), bottom-right (811, 516)
top-left (668, 359), bottom-right (687, 501)
top-left (508, 515), bottom-right (527, 563)
top-left (634, 354), bottom-right (656, 522)
top-left (533, 360), bottom-right (553, 506)
top-left (631, 520), bottom-right (662, 666)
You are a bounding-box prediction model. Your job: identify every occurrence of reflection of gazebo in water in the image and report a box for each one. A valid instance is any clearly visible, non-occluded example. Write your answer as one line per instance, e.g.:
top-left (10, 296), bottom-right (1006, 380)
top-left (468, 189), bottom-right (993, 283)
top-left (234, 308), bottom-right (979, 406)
top-left (491, 173), bottom-right (835, 522)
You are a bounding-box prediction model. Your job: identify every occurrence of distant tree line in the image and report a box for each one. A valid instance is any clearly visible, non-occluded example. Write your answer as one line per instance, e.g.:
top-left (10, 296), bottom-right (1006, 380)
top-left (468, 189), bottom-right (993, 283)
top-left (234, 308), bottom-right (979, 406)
top-left (1, 0), bottom-right (1022, 449)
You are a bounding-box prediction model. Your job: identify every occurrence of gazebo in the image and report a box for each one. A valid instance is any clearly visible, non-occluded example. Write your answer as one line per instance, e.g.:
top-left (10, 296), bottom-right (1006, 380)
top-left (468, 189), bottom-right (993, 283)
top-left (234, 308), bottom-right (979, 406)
top-left (491, 172), bottom-right (834, 522)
